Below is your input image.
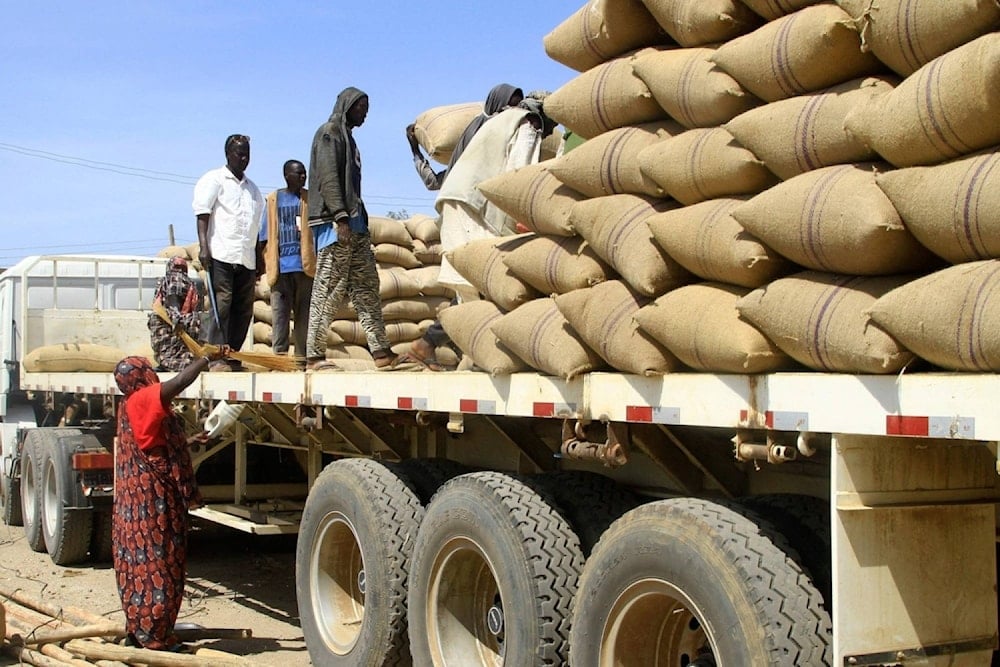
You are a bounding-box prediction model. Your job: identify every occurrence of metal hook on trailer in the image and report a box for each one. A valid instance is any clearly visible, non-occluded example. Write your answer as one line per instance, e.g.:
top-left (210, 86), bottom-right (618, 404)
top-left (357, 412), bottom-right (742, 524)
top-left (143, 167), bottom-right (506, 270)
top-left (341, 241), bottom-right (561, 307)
top-left (560, 420), bottom-right (629, 468)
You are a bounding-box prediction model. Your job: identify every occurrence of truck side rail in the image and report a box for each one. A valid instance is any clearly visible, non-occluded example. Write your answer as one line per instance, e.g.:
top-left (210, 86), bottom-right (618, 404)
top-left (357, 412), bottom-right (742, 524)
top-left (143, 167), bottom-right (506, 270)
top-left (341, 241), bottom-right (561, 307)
top-left (20, 370), bottom-right (999, 441)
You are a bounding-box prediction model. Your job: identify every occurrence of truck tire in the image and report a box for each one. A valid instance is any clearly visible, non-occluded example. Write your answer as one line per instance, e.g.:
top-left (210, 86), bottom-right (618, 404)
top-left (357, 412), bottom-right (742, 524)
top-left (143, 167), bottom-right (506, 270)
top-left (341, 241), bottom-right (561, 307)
top-left (399, 458), bottom-right (471, 505)
top-left (570, 498), bottom-right (832, 667)
top-left (531, 470), bottom-right (643, 555)
top-left (89, 506), bottom-right (114, 562)
top-left (408, 471), bottom-right (584, 666)
top-left (20, 434), bottom-right (46, 552)
top-left (743, 493), bottom-right (832, 611)
top-left (295, 458), bottom-right (423, 666)
top-left (41, 434), bottom-right (93, 565)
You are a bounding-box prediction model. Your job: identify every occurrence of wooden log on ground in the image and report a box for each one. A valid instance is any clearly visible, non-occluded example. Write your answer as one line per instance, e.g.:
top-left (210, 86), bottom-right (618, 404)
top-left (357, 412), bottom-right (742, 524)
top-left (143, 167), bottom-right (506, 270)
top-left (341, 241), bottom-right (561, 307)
top-left (0, 585), bottom-right (118, 629)
top-left (14, 623), bottom-right (122, 646)
top-left (2, 642), bottom-right (77, 667)
top-left (64, 639), bottom-right (252, 667)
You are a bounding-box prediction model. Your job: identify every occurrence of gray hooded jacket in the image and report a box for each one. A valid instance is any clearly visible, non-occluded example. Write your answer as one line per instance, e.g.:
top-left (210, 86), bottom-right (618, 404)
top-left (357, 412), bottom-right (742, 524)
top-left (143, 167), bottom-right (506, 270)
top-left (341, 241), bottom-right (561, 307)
top-left (308, 87), bottom-right (366, 225)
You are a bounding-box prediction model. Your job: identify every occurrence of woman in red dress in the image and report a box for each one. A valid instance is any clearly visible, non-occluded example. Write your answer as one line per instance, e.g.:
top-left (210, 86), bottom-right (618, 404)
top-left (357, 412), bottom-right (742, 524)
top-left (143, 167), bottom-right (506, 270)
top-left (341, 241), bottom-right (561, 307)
top-left (112, 349), bottom-right (227, 650)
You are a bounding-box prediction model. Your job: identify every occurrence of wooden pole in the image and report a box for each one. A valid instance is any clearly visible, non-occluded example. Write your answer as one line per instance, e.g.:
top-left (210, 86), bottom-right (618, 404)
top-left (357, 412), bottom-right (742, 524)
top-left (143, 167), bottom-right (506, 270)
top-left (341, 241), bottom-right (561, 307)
top-left (174, 627), bottom-right (252, 642)
top-left (64, 639), bottom-right (252, 667)
top-left (13, 623), bottom-right (122, 646)
top-left (0, 585), bottom-right (119, 630)
top-left (169, 223), bottom-right (176, 246)
top-left (2, 642), bottom-right (77, 666)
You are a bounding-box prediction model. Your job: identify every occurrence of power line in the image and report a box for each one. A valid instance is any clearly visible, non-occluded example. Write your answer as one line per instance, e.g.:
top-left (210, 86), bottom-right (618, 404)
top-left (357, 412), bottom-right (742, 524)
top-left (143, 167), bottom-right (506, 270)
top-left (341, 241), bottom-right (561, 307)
top-left (0, 141), bottom-right (437, 206)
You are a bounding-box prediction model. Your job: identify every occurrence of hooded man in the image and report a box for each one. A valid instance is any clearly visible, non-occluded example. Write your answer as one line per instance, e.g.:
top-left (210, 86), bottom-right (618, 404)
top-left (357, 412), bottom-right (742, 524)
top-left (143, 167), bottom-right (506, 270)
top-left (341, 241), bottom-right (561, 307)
top-left (305, 87), bottom-right (398, 371)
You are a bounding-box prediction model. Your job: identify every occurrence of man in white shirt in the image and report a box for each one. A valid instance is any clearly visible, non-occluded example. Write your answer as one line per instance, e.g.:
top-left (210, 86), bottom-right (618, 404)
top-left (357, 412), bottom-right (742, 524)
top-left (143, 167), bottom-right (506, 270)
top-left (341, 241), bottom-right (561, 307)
top-left (193, 134), bottom-right (265, 371)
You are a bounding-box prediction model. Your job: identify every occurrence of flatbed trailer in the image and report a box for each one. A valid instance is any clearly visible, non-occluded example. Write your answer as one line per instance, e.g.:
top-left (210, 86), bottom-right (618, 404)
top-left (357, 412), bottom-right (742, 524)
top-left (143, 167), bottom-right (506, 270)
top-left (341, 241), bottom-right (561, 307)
top-left (2, 255), bottom-right (998, 666)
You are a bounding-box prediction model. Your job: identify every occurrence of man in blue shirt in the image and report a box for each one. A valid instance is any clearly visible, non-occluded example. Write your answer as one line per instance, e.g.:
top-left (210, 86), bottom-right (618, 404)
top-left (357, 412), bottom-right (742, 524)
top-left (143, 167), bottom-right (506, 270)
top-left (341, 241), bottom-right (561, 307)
top-left (258, 160), bottom-right (314, 362)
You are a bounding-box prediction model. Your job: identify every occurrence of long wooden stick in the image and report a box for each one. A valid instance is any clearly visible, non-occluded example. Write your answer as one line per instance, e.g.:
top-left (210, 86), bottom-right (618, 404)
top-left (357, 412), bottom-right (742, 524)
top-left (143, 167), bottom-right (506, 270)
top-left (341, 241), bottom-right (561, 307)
top-left (0, 585), bottom-right (115, 630)
top-left (2, 643), bottom-right (75, 667)
top-left (174, 627), bottom-right (252, 641)
top-left (5, 618), bottom-right (97, 666)
top-left (12, 623), bottom-right (122, 646)
top-left (64, 639), bottom-right (252, 667)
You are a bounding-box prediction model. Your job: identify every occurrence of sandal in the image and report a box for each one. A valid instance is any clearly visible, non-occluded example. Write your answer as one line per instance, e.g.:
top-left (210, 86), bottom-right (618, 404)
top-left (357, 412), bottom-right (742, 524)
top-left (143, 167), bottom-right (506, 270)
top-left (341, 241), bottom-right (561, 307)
top-left (305, 359), bottom-right (341, 373)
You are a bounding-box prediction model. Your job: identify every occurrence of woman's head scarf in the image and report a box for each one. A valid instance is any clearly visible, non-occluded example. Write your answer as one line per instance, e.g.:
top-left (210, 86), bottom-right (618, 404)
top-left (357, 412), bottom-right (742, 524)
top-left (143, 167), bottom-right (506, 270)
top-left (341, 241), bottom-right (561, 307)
top-left (154, 256), bottom-right (199, 315)
top-left (446, 83), bottom-right (523, 175)
top-left (114, 356), bottom-right (159, 397)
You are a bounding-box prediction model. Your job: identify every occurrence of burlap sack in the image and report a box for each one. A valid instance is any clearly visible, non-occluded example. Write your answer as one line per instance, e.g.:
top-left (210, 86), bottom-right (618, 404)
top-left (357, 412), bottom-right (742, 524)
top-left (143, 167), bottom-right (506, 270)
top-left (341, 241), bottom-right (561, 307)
top-left (326, 343), bottom-right (374, 361)
top-left (844, 34), bottom-right (1000, 168)
top-left (643, 0), bottom-right (762, 47)
top-left (875, 148), bottom-right (1000, 264)
top-left (407, 266), bottom-right (456, 298)
top-left (439, 301), bottom-right (529, 376)
top-left (740, 0), bottom-right (824, 20)
top-left (725, 76), bottom-right (896, 180)
top-left (157, 245), bottom-right (190, 260)
top-left (445, 235), bottom-right (542, 312)
top-left (368, 216), bottom-right (413, 248)
top-left (477, 163), bottom-right (585, 237)
top-left (324, 325), bottom-right (345, 346)
top-left (413, 102), bottom-right (482, 164)
top-left (647, 197), bottom-right (794, 288)
top-left (554, 281), bottom-right (680, 375)
top-left (632, 47), bottom-right (762, 129)
top-left (381, 296), bottom-right (451, 322)
top-left (491, 297), bottom-right (607, 380)
top-left (378, 268), bottom-right (422, 299)
top-left (332, 320), bottom-right (421, 346)
top-left (388, 341), bottom-right (460, 368)
top-left (732, 163), bottom-right (938, 275)
top-left (711, 5), bottom-right (881, 103)
top-left (254, 278), bottom-right (270, 301)
top-left (569, 194), bottom-right (691, 296)
top-left (374, 243), bottom-right (422, 269)
top-left (184, 242), bottom-right (201, 262)
top-left (735, 271), bottom-right (915, 373)
top-left (544, 121), bottom-right (683, 198)
top-left (868, 260), bottom-right (1000, 371)
top-left (412, 239), bottom-right (443, 265)
top-left (403, 214), bottom-right (440, 243)
top-left (543, 48), bottom-right (668, 139)
top-left (637, 127), bottom-right (778, 205)
top-left (502, 235), bottom-right (614, 295)
top-left (22, 343), bottom-right (125, 373)
top-left (837, 0), bottom-right (1000, 76)
top-left (543, 0), bottom-right (669, 72)
top-left (635, 282), bottom-right (793, 373)
top-left (252, 299), bottom-right (273, 325)
top-left (252, 321), bottom-right (272, 344)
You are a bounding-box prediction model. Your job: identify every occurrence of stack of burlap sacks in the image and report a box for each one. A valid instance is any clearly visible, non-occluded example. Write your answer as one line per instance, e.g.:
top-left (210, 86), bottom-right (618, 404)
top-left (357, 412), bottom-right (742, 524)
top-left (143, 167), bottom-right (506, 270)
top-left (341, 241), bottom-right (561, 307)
top-left (249, 215), bottom-right (458, 368)
top-left (430, 0), bottom-right (1000, 379)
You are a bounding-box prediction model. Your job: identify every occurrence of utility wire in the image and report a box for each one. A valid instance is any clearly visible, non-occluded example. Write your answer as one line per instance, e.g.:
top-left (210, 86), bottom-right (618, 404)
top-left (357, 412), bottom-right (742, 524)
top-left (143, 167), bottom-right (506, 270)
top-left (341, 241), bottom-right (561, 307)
top-left (0, 141), bottom-right (437, 207)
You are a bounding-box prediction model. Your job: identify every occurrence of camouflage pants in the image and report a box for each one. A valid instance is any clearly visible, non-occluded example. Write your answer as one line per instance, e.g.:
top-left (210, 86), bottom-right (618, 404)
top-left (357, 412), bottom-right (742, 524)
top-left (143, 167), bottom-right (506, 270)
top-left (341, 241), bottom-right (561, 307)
top-left (306, 233), bottom-right (390, 360)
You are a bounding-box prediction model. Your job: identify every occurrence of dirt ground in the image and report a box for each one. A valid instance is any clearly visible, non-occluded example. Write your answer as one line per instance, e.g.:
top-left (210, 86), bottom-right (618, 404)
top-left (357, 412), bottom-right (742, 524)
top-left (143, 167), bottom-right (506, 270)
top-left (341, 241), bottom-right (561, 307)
top-left (0, 516), bottom-right (312, 666)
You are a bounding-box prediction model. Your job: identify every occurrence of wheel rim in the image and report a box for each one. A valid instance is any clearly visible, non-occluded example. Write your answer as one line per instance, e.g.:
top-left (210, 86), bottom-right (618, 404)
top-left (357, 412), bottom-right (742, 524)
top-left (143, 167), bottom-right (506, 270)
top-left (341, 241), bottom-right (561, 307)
top-left (601, 578), bottom-right (718, 667)
top-left (427, 536), bottom-right (504, 666)
top-left (43, 458), bottom-right (58, 535)
top-left (22, 455), bottom-right (37, 526)
top-left (310, 511), bottom-right (366, 655)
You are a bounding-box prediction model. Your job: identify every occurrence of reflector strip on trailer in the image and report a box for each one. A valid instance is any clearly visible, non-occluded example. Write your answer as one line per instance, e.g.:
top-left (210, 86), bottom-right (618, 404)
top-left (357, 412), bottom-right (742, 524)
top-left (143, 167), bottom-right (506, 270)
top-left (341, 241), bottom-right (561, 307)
top-left (398, 397), bottom-right (428, 410)
top-left (626, 406), bottom-right (680, 424)
top-left (886, 415), bottom-right (975, 438)
top-left (227, 390), bottom-right (247, 400)
top-left (460, 399), bottom-right (497, 413)
top-left (262, 392), bottom-right (281, 402)
top-left (532, 402), bottom-right (576, 417)
top-left (72, 452), bottom-right (113, 470)
top-left (345, 395), bottom-right (371, 408)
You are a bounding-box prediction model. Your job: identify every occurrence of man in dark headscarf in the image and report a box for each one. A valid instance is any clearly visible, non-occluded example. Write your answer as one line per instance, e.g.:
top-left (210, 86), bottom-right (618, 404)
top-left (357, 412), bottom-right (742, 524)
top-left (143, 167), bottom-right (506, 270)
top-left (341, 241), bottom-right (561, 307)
top-left (405, 83), bottom-right (523, 191)
top-left (148, 256), bottom-right (201, 371)
top-left (112, 349), bottom-right (226, 650)
top-left (305, 87), bottom-right (398, 371)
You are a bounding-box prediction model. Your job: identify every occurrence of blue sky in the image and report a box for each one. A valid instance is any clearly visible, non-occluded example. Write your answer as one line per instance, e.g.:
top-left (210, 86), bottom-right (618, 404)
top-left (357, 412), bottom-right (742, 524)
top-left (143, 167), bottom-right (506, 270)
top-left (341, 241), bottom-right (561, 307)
top-left (0, 1), bottom-right (581, 266)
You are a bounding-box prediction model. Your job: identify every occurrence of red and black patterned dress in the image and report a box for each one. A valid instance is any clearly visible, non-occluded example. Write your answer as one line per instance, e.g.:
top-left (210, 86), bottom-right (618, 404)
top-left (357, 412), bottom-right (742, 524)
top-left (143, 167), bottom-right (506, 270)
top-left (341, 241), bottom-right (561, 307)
top-left (113, 356), bottom-right (202, 650)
